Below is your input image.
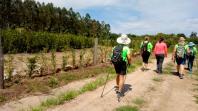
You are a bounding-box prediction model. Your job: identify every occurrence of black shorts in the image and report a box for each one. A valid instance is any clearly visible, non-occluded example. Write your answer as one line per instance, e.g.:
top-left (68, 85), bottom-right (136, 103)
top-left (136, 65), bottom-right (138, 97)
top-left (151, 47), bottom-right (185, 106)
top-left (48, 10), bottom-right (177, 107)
top-left (113, 61), bottom-right (127, 75)
top-left (142, 51), bottom-right (150, 64)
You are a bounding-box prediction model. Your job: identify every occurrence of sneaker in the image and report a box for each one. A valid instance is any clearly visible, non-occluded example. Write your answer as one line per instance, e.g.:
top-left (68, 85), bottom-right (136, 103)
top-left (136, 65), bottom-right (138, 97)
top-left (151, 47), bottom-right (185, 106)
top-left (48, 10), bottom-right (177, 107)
top-left (179, 74), bottom-right (183, 79)
top-left (176, 72), bottom-right (180, 76)
top-left (117, 91), bottom-right (124, 97)
top-left (114, 86), bottom-right (119, 93)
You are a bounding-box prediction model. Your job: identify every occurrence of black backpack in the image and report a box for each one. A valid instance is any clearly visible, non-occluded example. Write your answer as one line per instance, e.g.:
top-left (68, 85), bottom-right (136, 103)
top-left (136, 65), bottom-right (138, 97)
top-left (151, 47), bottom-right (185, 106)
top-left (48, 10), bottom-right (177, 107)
top-left (141, 42), bottom-right (148, 54)
top-left (111, 45), bottom-right (124, 64)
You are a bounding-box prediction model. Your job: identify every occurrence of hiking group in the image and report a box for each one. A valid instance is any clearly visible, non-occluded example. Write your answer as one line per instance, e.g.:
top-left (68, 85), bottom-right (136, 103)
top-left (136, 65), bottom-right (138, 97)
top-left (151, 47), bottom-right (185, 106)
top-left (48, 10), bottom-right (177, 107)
top-left (111, 34), bottom-right (197, 99)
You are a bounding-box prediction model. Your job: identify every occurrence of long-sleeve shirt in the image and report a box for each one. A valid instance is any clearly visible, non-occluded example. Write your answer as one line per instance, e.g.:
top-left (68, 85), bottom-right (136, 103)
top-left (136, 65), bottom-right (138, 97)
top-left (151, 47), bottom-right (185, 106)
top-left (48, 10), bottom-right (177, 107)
top-left (154, 42), bottom-right (168, 56)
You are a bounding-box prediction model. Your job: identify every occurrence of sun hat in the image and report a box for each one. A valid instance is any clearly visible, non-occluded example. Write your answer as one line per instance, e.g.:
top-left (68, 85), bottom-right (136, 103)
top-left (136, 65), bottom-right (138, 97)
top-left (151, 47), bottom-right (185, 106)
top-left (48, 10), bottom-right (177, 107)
top-left (188, 42), bottom-right (195, 47)
top-left (116, 34), bottom-right (131, 45)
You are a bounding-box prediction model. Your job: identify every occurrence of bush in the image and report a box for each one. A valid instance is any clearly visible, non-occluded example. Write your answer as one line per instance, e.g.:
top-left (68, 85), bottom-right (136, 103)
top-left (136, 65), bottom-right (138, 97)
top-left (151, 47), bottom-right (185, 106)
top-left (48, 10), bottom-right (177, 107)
top-left (27, 56), bottom-right (37, 78)
top-left (48, 77), bottom-right (59, 88)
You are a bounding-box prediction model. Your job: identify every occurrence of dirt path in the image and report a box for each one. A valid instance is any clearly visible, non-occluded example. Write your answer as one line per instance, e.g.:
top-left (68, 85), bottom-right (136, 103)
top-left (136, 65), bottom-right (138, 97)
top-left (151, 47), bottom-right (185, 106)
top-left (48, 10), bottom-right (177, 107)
top-left (47, 56), bottom-right (198, 111)
top-left (0, 78), bottom-right (97, 111)
top-left (141, 69), bottom-right (198, 111)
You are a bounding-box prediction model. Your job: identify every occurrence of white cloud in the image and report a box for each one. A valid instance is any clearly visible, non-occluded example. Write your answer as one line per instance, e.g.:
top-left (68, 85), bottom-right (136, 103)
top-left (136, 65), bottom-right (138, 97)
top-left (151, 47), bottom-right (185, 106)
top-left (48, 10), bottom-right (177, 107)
top-left (35, 0), bottom-right (124, 9)
top-left (111, 0), bottom-right (198, 35)
top-left (34, 0), bottom-right (198, 35)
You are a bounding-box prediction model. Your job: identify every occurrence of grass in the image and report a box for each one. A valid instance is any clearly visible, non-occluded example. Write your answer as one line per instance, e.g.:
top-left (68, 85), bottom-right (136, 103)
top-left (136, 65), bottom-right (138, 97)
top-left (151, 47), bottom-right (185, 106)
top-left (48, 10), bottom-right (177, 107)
top-left (163, 62), bottom-right (174, 74)
top-left (132, 98), bottom-right (145, 107)
top-left (0, 95), bottom-right (6, 102)
top-left (115, 106), bottom-right (139, 111)
top-left (30, 75), bottom-right (114, 111)
top-left (48, 77), bottom-right (59, 88)
top-left (152, 77), bottom-right (163, 82)
top-left (29, 57), bottom-right (142, 111)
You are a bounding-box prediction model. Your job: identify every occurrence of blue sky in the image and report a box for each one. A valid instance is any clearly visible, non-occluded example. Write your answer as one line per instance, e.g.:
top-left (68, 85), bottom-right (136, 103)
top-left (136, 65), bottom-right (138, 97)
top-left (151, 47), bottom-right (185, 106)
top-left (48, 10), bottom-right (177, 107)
top-left (35, 0), bottom-right (198, 36)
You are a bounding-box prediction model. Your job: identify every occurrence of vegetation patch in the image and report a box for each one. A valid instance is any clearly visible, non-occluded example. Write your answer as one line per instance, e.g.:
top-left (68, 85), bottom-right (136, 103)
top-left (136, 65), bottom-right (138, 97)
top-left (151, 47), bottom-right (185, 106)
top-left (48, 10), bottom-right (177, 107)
top-left (163, 62), bottom-right (174, 74)
top-left (115, 106), bottom-right (139, 111)
top-left (152, 77), bottom-right (163, 82)
top-left (132, 98), bottom-right (145, 107)
top-left (0, 95), bottom-right (6, 102)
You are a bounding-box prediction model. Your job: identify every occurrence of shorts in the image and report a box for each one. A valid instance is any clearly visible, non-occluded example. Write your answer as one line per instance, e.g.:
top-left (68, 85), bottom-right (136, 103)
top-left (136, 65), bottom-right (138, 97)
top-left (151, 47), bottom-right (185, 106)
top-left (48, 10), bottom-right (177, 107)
top-left (113, 61), bottom-right (127, 75)
top-left (176, 57), bottom-right (185, 65)
top-left (142, 51), bottom-right (150, 64)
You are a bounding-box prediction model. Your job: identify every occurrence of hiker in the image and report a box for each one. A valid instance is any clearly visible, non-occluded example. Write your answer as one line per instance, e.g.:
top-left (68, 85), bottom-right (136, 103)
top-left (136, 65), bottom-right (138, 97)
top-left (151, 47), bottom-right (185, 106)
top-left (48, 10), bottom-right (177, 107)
top-left (184, 42), bottom-right (189, 69)
top-left (187, 42), bottom-right (197, 74)
top-left (140, 36), bottom-right (153, 71)
top-left (172, 37), bottom-right (188, 79)
top-left (154, 37), bottom-right (168, 74)
top-left (111, 34), bottom-right (131, 97)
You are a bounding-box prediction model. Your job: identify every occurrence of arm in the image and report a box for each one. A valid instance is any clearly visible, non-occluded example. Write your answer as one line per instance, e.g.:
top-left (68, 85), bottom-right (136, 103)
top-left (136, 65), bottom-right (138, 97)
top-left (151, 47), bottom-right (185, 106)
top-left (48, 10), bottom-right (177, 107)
top-left (172, 45), bottom-right (176, 61)
top-left (127, 53), bottom-right (131, 65)
top-left (194, 47), bottom-right (197, 55)
top-left (164, 43), bottom-right (168, 57)
top-left (148, 42), bottom-right (153, 54)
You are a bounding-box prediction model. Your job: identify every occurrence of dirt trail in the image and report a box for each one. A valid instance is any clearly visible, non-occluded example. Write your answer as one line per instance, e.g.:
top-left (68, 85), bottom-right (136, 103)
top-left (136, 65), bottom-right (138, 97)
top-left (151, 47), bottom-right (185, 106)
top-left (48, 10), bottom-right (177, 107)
top-left (47, 56), bottom-right (198, 111)
top-left (141, 71), bottom-right (198, 111)
top-left (0, 78), bottom-right (96, 111)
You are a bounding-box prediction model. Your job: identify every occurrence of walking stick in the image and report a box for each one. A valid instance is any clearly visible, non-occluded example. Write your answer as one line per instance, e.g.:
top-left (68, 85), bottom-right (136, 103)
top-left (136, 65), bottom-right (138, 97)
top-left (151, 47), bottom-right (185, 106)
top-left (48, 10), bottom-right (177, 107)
top-left (100, 72), bottom-right (110, 98)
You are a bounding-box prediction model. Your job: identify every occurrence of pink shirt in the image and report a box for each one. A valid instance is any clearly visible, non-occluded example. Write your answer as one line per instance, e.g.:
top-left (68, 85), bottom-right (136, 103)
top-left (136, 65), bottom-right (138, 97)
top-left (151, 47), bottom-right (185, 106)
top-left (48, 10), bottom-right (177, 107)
top-left (154, 42), bottom-right (168, 55)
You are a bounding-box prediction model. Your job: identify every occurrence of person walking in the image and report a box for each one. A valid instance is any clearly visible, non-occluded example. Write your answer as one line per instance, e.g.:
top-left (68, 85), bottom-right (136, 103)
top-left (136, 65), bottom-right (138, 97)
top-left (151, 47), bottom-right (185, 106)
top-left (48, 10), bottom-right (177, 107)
top-left (111, 34), bottom-right (131, 97)
top-left (172, 37), bottom-right (188, 79)
top-left (187, 42), bottom-right (197, 75)
top-left (154, 38), bottom-right (168, 74)
top-left (140, 36), bottom-right (153, 71)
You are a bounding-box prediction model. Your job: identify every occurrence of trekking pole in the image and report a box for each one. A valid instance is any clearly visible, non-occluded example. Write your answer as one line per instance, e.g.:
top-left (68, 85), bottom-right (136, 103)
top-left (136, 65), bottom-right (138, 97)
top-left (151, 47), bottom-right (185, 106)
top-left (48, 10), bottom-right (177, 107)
top-left (100, 72), bottom-right (110, 98)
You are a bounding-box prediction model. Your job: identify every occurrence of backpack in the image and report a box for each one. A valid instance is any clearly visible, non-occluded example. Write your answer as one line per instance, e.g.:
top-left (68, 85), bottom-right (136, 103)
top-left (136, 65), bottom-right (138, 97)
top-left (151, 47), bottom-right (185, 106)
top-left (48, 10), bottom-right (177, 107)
top-left (188, 47), bottom-right (194, 56)
top-left (176, 44), bottom-right (185, 58)
top-left (141, 42), bottom-right (149, 54)
top-left (111, 45), bottom-right (123, 64)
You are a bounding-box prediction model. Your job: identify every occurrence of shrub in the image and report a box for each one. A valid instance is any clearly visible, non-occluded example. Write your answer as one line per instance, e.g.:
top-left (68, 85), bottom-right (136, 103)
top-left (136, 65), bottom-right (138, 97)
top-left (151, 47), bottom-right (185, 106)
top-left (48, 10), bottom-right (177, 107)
top-left (27, 56), bottom-right (37, 78)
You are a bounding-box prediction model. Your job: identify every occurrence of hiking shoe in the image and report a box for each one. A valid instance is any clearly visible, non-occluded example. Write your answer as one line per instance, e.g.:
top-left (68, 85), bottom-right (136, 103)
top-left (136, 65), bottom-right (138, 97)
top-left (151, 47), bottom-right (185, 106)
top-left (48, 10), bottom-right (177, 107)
top-left (141, 67), bottom-right (145, 71)
top-left (176, 72), bottom-right (179, 76)
top-left (179, 74), bottom-right (183, 79)
top-left (117, 91), bottom-right (124, 97)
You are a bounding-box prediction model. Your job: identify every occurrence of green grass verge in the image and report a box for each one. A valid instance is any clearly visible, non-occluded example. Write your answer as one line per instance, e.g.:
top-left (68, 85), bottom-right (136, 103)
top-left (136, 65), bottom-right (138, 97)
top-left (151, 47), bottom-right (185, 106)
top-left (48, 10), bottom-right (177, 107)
top-left (152, 77), bottom-right (163, 82)
top-left (132, 98), bottom-right (145, 106)
top-left (29, 58), bottom-right (142, 111)
top-left (115, 106), bottom-right (139, 111)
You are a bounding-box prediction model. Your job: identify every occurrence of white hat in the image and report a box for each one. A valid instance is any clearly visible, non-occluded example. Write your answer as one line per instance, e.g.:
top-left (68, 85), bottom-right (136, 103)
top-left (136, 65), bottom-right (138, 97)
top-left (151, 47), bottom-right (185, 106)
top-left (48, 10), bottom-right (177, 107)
top-left (188, 42), bottom-right (195, 47)
top-left (116, 34), bottom-right (131, 45)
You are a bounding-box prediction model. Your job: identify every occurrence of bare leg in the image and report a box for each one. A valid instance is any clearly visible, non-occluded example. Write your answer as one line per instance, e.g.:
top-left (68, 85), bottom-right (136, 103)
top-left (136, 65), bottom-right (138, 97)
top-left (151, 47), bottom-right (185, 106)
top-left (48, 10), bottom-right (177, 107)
top-left (177, 65), bottom-right (180, 73)
top-left (180, 65), bottom-right (184, 75)
top-left (118, 75), bottom-right (125, 93)
top-left (116, 75), bottom-right (119, 87)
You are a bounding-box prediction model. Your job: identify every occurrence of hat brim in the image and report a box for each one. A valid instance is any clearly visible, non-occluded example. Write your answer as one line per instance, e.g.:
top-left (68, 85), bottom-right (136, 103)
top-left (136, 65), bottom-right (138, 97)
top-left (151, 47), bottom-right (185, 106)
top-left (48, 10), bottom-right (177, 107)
top-left (188, 43), bottom-right (195, 46)
top-left (116, 37), bottom-right (131, 45)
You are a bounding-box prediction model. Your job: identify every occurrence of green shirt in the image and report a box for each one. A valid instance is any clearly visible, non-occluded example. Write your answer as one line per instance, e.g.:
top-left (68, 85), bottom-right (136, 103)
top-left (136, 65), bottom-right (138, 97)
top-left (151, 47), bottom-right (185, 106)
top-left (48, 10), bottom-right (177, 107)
top-left (122, 46), bottom-right (130, 62)
top-left (188, 46), bottom-right (197, 56)
top-left (175, 44), bottom-right (188, 54)
top-left (140, 41), bottom-right (153, 52)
